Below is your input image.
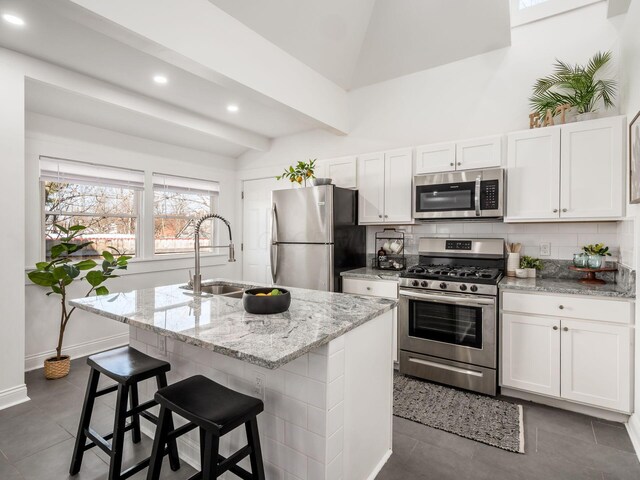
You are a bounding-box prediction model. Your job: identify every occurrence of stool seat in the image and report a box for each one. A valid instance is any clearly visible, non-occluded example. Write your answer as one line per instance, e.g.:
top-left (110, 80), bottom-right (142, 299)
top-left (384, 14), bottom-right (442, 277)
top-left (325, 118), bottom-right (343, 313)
top-left (88, 346), bottom-right (170, 386)
top-left (155, 375), bottom-right (263, 435)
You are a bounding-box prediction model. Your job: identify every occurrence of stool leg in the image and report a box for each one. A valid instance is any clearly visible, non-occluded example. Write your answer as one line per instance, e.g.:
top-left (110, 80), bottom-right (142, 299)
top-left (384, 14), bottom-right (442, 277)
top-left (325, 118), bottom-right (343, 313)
top-left (129, 383), bottom-right (141, 444)
top-left (69, 368), bottom-right (100, 475)
top-left (201, 431), bottom-right (219, 479)
top-left (108, 384), bottom-right (130, 480)
top-left (147, 405), bottom-right (170, 480)
top-left (246, 418), bottom-right (266, 480)
top-left (156, 373), bottom-right (180, 471)
top-left (199, 428), bottom-right (206, 470)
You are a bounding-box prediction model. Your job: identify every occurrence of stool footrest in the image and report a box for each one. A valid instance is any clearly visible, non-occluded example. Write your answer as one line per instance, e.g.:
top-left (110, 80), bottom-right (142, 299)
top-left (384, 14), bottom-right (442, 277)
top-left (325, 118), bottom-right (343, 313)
top-left (127, 399), bottom-right (157, 418)
top-left (83, 423), bottom-right (134, 454)
top-left (95, 384), bottom-right (118, 397)
top-left (217, 446), bottom-right (253, 479)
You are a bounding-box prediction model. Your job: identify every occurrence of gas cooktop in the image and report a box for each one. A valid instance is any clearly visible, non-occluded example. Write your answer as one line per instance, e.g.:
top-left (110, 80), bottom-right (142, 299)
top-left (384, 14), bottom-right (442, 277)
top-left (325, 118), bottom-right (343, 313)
top-left (401, 264), bottom-right (502, 283)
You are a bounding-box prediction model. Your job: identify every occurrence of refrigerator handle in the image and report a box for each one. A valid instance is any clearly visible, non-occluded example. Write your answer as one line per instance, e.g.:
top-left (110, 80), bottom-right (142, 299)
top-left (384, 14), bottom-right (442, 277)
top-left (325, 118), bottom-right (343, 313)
top-left (270, 203), bottom-right (278, 282)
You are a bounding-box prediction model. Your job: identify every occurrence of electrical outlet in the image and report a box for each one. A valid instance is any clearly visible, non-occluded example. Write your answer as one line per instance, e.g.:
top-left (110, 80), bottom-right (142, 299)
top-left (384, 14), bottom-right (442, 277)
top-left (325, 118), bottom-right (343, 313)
top-left (540, 242), bottom-right (551, 256)
top-left (253, 372), bottom-right (266, 400)
top-left (158, 336), bottom-right (167, 356)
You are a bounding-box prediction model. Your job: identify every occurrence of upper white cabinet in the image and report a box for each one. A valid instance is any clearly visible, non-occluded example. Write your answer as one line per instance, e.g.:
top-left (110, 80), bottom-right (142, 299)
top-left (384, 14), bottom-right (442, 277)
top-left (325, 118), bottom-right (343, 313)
top-left (415, 136), bottom-right (502, 174)
top-left (506, 127), bottom-right (561, 221)
top-left (506, 116), bottom-right (625, 222)
top-left (357, 148), bottom-right (413, 224)
top-left (560, 117), bottom-right (625, 219)
top-left (319, 156), bottom-right (357, 189)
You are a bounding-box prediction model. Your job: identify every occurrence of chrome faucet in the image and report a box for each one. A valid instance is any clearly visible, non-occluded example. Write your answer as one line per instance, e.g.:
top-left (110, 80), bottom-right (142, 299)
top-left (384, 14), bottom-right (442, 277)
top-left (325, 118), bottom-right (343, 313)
top-left (190, 213), bottom-right (236, 294)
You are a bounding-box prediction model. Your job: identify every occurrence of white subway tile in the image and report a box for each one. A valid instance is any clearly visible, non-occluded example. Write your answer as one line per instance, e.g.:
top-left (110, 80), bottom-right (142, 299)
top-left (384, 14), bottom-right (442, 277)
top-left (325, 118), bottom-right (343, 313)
top-left (129, 326), bottom-right (137, 340)
top-left (436, 223), bottom-right (464, 234)
top-left (463, 223), bottom-right (493, 233)
top-left (285, 372), bottom-right (309, 403)
top-left (327, 427), bottom-right (344, 463)
top-left (228, 374), bottom-right (254, 397)
top-left (327, 350), bottom-right (344, 383)
top-left (327, 402), bottom-right (344, 437)
top-left (265, 389), bottom-right (308, 428)
top-left (327, 336), bottom-right (344, 356)
top-left (597, 222), bottom-right (619, 233)
top-left (136, 328), bottom-right (158, 347)
top-left (129, 338), bottom-right (147, 354)
top-left (327, 451), bottom-right (343, 480)
top-left (307, 353), bottom-right (328, 382)
top-left (327, 376), bottom-right (344, 410)
top-left (307, 458), bottom-right (326, 480)
top-left (260, 413), bottom-right (285, 443)
top-left (285, 422), bottom-right (326, 462)
top-left (264, 461), bottom-right (285, 480)
top-left (307, 405), bottom-right (327, 436)
top-left (281, 355), bottom-right (309, 376)
top-left (306, 379), bottom-right (327, 409)
top-left (263, 438), bottom-right (308, 479)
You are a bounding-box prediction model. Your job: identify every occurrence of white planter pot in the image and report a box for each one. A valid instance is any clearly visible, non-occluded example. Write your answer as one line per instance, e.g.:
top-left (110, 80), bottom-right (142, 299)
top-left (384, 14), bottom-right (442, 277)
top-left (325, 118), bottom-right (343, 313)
top-left (576, 112), bottom-right (598, 122)
top-left (525, 268), bottom-right (536, 278)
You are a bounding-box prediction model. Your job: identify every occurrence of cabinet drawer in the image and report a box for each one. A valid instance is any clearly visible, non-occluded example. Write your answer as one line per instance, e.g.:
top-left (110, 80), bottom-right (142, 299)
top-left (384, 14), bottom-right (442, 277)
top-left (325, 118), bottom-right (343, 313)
top-left (502, 291), bottom-right (632, 324)
top-left (343, 278), bottom-right (398, 299)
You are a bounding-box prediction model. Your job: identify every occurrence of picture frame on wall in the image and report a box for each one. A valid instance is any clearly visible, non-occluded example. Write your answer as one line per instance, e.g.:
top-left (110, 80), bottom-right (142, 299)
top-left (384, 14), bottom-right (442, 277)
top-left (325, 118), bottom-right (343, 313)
top-left (630, 111), bottom-right (640, 204)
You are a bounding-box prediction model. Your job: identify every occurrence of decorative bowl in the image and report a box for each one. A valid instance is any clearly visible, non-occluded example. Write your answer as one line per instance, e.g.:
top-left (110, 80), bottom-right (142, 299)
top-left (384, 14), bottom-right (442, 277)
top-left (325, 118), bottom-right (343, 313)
top-left (242, 288), bottom-right (291, 315)
top-left (311, 178), bottom-right (332, 186)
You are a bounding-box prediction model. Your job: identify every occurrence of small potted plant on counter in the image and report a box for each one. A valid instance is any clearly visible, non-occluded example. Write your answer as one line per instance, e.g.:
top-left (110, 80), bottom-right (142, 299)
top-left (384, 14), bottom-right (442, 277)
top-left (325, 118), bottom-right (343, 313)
top-left (28, 224), bottom-right (130, 379)
top-left (520, 256), bottom-right (543, 278)
top-left (582, 243), bottom-right (611, 269)
top-left (276, 159), bottom-right (316, 187)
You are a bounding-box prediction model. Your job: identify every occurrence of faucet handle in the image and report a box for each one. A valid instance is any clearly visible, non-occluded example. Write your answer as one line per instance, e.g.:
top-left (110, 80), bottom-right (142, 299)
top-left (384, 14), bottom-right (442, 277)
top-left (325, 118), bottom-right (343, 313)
top-left (188, 270), bottom-right (193, 287)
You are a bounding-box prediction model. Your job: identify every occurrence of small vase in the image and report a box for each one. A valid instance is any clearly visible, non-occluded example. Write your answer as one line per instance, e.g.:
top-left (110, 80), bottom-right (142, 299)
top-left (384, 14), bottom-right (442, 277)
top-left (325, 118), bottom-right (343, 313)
top-left (573, 253), bottom-right (588, 268)
top-left (576, 112), bottom-right (598, 122)
top-left (587, 254), bottom-right (603, 269)
top-left (44, 355), bottom-right (71, 379)
top-left (507, 253), bottom-right (520, 277)
top-left (525, 268), bottom-right (536, 278)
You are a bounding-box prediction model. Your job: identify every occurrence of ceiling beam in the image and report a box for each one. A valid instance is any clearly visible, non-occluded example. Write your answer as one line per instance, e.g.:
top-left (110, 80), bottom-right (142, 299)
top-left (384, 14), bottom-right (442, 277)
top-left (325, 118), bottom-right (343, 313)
top-left (65, 0), bottom-right (350, 135)
top-left (607, 0), bottom-right (632, 17)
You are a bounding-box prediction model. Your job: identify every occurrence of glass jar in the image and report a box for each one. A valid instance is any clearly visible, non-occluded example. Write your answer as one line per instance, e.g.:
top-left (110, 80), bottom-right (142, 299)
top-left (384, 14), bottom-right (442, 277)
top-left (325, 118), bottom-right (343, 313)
top-left (587, 254), bottom-right (603, 269)
top-left (573, 253), bottom-right (588, 268)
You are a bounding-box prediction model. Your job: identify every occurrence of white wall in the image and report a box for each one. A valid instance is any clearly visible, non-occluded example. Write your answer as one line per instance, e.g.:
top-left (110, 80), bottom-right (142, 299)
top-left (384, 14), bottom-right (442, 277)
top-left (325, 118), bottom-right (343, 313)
top-left (619, 0), bottom-right (640, 453)
top-left (24, 113), bottom-right (242, 370)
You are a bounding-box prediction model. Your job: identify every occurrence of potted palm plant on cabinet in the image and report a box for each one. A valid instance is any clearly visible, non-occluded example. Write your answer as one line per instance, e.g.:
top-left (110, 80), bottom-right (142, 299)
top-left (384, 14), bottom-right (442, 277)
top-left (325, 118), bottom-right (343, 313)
top-left (28, 224), bottom-right (130, 379)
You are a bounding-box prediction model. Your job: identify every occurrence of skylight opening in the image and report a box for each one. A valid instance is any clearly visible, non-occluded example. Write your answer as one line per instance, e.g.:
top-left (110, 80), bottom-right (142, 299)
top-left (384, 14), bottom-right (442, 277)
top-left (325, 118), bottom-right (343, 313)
top-left (511, 0), bottom-right (603, 27)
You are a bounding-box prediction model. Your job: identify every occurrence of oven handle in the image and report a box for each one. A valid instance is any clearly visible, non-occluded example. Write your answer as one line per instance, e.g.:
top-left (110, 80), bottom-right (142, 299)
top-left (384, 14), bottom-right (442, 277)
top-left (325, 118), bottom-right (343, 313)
top-left (474, 175), bottom-right (481, 217)
top-left (399, 289), bottom-right (495, 307)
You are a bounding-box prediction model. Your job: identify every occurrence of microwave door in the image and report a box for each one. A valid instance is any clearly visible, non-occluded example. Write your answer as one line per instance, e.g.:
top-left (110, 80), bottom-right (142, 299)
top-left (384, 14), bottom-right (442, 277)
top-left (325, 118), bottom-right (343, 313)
top-left (414, 181), bottom-right (476, 218)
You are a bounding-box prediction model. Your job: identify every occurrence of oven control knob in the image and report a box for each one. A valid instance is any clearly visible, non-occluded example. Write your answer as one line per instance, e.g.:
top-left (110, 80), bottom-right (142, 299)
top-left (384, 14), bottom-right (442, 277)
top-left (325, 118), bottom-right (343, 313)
top-left (421, 281), bottom-right (428, 287)
top-left (470, 285), bottom-right (478, 292)
top-left (439, 282), bottom-right (447, 289)
top-left (412, 280), bottom-right (419, 287)
top-left (459, 284), bottom-right (467, 291)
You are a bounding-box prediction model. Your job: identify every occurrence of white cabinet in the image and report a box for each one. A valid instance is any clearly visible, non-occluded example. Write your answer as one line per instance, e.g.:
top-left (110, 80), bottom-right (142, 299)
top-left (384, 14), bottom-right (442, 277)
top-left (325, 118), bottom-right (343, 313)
top-left (415, 142), bottom-right (456, 174)
top-left (505, 127), bottom-right (561, 221)
top-left (342, 277), bottom-right (399, 363)
top-left (320, 156), bottom-right (357, 189)
top-left (357, 149), bottom-right (412, 224)
top-left (560, 319), bottom-right (631, 411)
top-left (560, 116), bottom-right (625, 219)
top-left (502, 313), bottom-right (560, 397)
top-left (506, 116), bottom-right (625, 222)
top-left (415, 136), bottom-right (502, 174)
top-left (501, 291), bottom-right (634, 413)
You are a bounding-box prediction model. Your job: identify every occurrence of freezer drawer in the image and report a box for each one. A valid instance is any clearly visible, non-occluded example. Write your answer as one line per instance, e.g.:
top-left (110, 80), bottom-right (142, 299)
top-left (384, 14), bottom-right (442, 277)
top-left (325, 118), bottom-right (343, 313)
top-left (271, 243), bottom-right (334, 291)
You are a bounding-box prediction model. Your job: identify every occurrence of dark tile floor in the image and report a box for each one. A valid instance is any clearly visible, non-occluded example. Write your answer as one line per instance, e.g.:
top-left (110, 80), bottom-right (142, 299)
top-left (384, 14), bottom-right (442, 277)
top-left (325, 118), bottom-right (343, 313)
top-left (0, 357), bottom-right (638, 479)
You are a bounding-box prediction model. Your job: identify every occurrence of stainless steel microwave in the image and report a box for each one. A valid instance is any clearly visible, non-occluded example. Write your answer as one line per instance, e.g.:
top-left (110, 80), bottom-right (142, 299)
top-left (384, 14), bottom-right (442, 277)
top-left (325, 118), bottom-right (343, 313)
top-left (413, 168), bottom-right (504, 220)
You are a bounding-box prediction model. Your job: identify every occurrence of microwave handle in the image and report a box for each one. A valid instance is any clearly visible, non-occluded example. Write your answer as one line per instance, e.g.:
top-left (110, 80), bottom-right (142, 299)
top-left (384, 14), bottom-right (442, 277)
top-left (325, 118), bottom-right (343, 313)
top-left (474, 176), bottom-right (481, 217)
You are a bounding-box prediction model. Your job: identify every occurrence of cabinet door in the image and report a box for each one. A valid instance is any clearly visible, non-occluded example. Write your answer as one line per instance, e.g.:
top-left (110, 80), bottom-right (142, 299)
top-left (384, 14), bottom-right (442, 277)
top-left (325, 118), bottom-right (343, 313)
top-left (560, 319), bottom-right (631, 412)
top-left (560, 116), bottom-right (625, 220)
top-left (456, 135), bottom-right (502, 170)
top-left (384, 148), bottom-right (413, 223)
top-left (415, 142), bottom-right (456, 174)
top-left (505, 127), bottom-right (561, 222)
top-left (357, 152), bottom-right (385, 224)
top-left (324, 156), bottom-right (357, 189)
top-left (501, 313), bottom-right (560, 396)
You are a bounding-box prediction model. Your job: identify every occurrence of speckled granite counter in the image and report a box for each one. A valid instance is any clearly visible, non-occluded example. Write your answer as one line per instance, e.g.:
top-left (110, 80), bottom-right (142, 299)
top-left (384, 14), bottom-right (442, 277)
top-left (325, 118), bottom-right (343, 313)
top-left (499, 277), bottom-right (635, 299)
top-left (340, 266), bottom-right (404, 281)
top-left (69, 279), bottom-right (397, 369)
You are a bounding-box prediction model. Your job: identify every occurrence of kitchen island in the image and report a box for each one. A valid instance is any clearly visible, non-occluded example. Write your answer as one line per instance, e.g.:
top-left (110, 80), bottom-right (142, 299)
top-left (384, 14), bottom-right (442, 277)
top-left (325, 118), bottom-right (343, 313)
top-left (70, 279), bottom-right (397, 480)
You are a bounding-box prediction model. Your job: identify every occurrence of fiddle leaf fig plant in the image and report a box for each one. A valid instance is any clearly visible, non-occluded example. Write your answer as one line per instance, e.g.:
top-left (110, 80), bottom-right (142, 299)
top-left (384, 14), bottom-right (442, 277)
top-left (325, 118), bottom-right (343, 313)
top-left (582, 243), bottom-right (611, 256)
top-left (28, 224), bottom-right (131, 360)
top-left (276, 159), bottom-right (316, 186)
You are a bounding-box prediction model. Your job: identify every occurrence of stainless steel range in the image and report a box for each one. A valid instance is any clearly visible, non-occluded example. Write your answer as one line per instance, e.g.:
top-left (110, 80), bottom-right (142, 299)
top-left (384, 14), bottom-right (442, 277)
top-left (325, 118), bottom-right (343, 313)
top-left (399, 237), bottom-right (506, 396)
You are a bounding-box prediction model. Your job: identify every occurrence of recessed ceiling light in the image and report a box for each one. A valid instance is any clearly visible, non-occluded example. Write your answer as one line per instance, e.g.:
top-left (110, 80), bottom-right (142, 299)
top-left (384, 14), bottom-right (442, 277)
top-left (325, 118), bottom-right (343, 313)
top-left (2, 13), bottom-right (25, 26)
top-left (153, 75), bottom-right (168, 85)
top-left (227, 104), bottom-right (239, 112)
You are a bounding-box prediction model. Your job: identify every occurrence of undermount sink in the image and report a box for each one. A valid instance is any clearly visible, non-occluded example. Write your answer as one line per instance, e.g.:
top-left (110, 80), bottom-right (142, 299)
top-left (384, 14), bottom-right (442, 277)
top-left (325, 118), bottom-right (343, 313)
top-left (183, 282), bottom-right (244, 298)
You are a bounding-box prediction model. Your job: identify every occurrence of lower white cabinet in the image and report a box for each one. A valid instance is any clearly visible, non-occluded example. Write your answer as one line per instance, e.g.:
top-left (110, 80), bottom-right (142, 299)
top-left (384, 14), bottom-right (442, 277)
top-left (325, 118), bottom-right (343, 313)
top-left (501, 291), bottom-right (634, 413)
top-left (343, 277), bottom-right (399, 363)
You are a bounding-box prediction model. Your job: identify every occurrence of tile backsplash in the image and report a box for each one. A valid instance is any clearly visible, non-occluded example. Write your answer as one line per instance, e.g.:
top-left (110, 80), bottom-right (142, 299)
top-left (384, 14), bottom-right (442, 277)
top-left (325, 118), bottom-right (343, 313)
top-left (367, 221), bottom-right (623, 261)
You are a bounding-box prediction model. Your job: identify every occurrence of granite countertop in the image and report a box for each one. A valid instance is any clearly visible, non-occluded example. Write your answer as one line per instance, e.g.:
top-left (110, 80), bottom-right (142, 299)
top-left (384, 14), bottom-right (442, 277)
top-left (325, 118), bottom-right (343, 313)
top-left (499, 277), bottom-right (636, 299)
top-left (69, 279), bottom-right (397, 369)
top-left (340, 267), bottom-right (404, 280)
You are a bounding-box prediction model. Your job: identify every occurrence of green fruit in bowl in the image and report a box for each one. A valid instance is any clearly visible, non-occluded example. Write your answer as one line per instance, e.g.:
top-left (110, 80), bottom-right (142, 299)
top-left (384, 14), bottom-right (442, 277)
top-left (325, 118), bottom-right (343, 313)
top-left (270, 289), bottom-right (282, 296)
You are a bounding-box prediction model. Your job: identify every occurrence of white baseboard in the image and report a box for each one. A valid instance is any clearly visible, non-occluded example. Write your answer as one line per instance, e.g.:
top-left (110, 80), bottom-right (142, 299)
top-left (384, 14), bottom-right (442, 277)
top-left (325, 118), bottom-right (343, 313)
top-left (0, 384), bottom-right (30, 411)
top-left (24, 333), bottom-right (129, 371)
top-left (627, 414), bottom-right (640, 460)
top-left (367, 449), bottom-right (392, 480)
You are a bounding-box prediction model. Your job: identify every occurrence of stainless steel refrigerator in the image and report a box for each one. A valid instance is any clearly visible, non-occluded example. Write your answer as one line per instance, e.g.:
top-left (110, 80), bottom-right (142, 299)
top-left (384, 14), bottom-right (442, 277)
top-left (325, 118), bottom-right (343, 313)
top-left (270, 185), bottom-right (366, 291)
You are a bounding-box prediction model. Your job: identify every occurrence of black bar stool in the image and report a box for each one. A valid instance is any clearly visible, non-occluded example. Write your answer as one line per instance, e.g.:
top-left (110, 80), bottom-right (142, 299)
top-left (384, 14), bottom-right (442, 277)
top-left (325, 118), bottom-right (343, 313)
top-left (70, 346), bottom-right (181, 480)
top-left (147, 374), bottom-right (266, 480)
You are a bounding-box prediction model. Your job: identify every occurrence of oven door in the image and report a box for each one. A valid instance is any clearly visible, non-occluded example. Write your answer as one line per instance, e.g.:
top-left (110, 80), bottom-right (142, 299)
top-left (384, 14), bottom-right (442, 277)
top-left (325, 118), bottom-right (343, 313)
top-left (398, 289), bottom-right (496, 368)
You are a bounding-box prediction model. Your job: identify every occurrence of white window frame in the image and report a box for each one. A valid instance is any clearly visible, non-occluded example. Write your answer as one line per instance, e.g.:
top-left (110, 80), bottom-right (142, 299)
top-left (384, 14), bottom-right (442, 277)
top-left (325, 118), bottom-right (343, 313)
top-left (152, 173), bottom-right (221, 257)
top-left (510, 0), bottom-right (603, 26)
top-left (39, 157), bottom-right (143, 260)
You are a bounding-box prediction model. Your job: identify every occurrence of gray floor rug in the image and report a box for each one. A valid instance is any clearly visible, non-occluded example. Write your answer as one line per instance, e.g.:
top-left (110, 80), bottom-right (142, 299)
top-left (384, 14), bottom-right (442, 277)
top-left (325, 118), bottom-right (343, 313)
top-left (394, 373), bottom-right (525, 453)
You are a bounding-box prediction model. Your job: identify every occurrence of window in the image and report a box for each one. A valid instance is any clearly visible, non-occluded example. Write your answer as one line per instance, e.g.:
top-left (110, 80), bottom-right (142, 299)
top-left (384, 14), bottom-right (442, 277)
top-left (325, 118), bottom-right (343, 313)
top-left (153, 173), bottom-right (220, 255)
top-left (40, 157), bottom-right (143, 259)
top-left (511, 0), bottom-right (602, 26)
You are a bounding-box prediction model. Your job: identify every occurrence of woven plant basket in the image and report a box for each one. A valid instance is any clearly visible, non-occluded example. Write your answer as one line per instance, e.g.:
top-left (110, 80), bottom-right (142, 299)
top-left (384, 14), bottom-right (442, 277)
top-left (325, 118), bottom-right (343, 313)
top-left (44, 355), bottom-right (71, 380)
